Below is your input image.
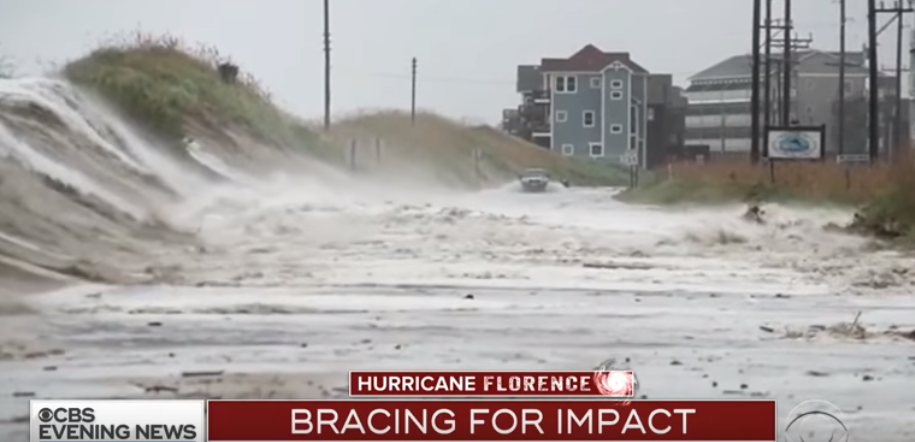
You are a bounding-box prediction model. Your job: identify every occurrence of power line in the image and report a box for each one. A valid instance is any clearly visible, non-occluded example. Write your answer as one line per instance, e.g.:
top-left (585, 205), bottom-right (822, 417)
top-left (332, 66), bottom-right (716, 86)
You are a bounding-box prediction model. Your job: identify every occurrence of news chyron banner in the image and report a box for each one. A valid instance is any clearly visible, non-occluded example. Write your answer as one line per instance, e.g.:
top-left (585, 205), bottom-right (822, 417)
top-left (31, 368), bottom-right (786, 441)
top-left (29, 399), bottom-right (204, 442)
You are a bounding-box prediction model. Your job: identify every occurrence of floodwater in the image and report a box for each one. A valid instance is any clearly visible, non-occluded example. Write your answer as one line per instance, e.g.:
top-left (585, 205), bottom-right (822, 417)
top-left (0, 77), bottom-right (912, 441)
top-left (2, 186), bottom-right (914, 441)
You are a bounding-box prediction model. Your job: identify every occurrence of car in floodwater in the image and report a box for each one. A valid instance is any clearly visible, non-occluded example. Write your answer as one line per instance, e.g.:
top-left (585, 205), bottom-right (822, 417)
top-left (518, 168), bottom-right (550, 193)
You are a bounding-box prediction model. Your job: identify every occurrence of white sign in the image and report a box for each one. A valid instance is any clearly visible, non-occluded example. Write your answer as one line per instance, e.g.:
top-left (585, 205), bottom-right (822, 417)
top-left (836, 154), bottom-right (870, 164)
top-left (767, 129), bottom-right (824, 159)
top-left (620, 153), bottom-right (639, 166)
top-left (30, 400), bottom-right (205, 442)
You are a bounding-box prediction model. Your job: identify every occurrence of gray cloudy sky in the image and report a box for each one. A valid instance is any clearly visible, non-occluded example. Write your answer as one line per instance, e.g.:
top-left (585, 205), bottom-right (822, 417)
top-left (0, 0), bottom-right (903, 123)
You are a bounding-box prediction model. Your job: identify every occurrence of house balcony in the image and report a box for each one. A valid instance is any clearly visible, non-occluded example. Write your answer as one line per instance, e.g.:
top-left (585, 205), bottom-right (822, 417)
top-left (526, 120), bottom-right (551, 135)
top-left (519, 102), bottom-right (550, 121)
top-left (524, 90), bottom-right (551, 105)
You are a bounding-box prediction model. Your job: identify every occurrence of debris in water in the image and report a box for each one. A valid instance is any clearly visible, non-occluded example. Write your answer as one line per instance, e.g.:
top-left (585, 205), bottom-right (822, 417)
top-left (147, 321), bottom-right (162, 327)
top-left (12, 391), bottom-right (35, 397)
top-left (759, 325), bottom-right (775, 333)
top-left (805, 370), bottom-right (829, 377)
top-left (463, 294), bottom-right (474, 300)
top-left (181, 370), bottom-right (224, 378)
top-left (144, 385), bottom-right (179, 393)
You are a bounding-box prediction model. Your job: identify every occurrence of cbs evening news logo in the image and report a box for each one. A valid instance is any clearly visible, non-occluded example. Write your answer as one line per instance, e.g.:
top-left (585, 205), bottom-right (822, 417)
top-left (30, 400), bottom-right (205, 442)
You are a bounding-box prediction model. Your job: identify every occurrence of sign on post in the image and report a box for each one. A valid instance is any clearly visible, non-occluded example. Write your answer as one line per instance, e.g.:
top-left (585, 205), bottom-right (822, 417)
top-left (619, 153), bottom-right (639, 167)
top-left (765, 125), bottom-right (826, 160)
top-left (836, 154), bottom-right (870, 165)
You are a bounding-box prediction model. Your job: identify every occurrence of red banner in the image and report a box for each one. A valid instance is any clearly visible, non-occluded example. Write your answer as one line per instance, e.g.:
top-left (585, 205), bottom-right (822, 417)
top-left (349, 370), bottom-right (633, 397)
top-left (207, 399), bottom-right (776, 441)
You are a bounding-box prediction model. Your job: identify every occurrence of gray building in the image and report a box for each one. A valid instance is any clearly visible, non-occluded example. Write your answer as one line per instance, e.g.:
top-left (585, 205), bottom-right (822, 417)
top-left (684, 49), bottom-right (882, 156)
top-left (504, 44), bottom-right (666, 168)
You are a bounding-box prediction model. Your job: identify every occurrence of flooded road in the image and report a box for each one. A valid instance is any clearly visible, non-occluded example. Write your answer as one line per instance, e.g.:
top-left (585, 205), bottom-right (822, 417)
top-left (2, 186), bottom-right (914, 441)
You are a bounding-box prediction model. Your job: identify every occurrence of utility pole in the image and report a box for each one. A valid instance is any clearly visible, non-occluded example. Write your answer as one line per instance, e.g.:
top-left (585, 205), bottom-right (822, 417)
top-left (763, 0), bottom-right (773, 137)
top-left (772, 32), bottom-right (813, 125)
top-left (323, 0), bottom-right (331, 131)
top-left (782, 0), bottom-right (793, 126)
top-left (838, 0), bottom-right (847, 155)
top-left (763, 6), bottom-right (788, 160)
top-left (751, 0), bottom-right (762, 163)
top-left (868, 0), bottom-right (880, 160)
top-left (872, 0), bottom-right (914, 160)
top-left (411, 57), bottom-right (417, 126)
top-left (894, 3), bottom-right (905, 156)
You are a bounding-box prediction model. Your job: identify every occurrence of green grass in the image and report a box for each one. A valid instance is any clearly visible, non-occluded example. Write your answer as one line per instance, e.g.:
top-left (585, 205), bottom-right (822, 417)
top-left (617, 177), bottom-right (853, 207)
top-left (329, 110), bottom-right (633, 187)
top-left (62, 33), bottom-right (339, 161)
top-left (619, 158), bottom-right (915, 240)
top-left (61, 34), bottom-right (632, 188)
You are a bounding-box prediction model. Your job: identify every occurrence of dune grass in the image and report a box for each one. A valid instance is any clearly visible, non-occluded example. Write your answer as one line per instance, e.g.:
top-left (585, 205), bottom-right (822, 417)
top-left (329, 110), bottom-right (632, 187)
top-left (621, 155), bottom-right (915, 238)
top-left (61, 33), bottom-right (630, 188)
top-left (62, 32), bottom-right (336, 160)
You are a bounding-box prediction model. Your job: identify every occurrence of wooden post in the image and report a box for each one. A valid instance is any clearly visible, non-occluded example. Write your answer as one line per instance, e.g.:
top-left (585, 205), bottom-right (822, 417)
top-left (350, 139), bottom-right (357, 171)
top-left (473, 149), bottom-right (481, 187)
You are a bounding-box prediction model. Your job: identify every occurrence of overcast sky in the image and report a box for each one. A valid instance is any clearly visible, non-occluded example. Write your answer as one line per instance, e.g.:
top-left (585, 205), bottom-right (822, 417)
top-left (0, 0), bottom-right (904, 123)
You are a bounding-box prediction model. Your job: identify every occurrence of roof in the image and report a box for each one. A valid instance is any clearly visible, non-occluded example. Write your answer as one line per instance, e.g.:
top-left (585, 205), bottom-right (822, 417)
top-left (540, 44), bottom-right (649, 74)
top-left (689, 50), bottom-right (868, 81)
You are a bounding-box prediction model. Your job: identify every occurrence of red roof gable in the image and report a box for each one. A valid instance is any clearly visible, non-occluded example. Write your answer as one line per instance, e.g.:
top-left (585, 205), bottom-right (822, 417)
top-left (540, 44), bottom-right (648, 73)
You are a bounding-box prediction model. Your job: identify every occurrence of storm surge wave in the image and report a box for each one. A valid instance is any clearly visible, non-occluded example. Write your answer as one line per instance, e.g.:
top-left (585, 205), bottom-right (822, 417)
top-left (0, 75), bottom-right (901, 300)
top-left (0, 76), bottom-right (341, 290)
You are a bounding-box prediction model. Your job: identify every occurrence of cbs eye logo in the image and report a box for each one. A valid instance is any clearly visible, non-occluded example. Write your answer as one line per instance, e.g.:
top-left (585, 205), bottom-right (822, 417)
top-left (37, 407), bottom-right (95, 423)
top-left (38, 408), bottom-right (54, 422)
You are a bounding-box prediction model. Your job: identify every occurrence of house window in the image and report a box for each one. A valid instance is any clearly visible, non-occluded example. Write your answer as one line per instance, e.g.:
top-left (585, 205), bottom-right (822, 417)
top-left (647, 107), bottom-right (655, 121)
top-left (844, 80), bottom-right (853, 94)
top-left (610, 90), bottom-right (623, 100)
top-left (589, 142), bottom-right (604, 158)
top-left (555, 110), bottom-right (568, 122)
top-left (583, 110), bottom-right (595, 127)
top-left (561, 144), bottom-right (574, 156)
top-left (610, 124), bottom-right (623, 134)
top-left (566, 76), bottom-right (577, 92)
top-left (555, 75), bottom-right (577, 93)
top-left (629, 135), bottom-right (637, 150)
top-left (590, 77), bottom-right (601, 88)
top-left (610, 79), bottom-right (624, 89)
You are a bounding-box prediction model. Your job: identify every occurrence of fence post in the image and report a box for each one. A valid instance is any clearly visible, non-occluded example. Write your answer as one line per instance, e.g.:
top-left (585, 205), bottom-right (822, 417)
top-left (472, 148), bottom-right (481, 187)
top-left (350, 139), bottom-right (357, 171)
top-left (375, 138), bottom-right (382, 163)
